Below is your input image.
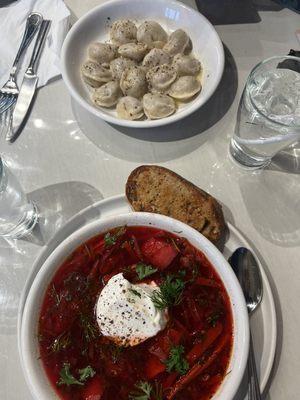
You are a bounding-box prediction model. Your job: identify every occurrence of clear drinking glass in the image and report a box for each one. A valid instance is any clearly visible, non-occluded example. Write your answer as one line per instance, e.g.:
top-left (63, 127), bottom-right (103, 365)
top-left (0, 157), bottom-right (38, 238)
top-left (230, 56), bottom-right (300, 168)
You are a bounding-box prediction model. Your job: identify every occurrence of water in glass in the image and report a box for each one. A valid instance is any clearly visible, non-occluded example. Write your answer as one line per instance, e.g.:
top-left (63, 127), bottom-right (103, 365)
top-left (0, 158), bottom-right (38, 238)
top-left (230, 56), bottom-right (300, 168)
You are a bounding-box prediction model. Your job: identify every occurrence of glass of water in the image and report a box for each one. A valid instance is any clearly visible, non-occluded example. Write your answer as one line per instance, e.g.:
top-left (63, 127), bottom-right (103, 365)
top-left (0, 157), bottom-right (38, 238)
top-left (230, 56), bottom-right (300, 168)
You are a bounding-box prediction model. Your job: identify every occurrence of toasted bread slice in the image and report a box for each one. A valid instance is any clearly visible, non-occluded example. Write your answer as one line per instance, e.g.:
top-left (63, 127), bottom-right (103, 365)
top-left (126, 165), bottom-right (226, 244)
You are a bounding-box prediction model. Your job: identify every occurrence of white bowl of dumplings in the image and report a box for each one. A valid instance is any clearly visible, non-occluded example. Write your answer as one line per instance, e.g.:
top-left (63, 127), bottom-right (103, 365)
top-left (61, 0), bottom-right (224, 128)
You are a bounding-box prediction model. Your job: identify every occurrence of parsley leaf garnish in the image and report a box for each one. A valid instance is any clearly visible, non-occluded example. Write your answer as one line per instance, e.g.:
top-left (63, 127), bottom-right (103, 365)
top-left (104, 226), bottom-right (127, 247)
top-left (165, 345), bottom-right (189, 375)
top-left (57, 364), bottom-right (96, 387)
top-left (150, 275), bottom-right (185, 310)
top-left (129, 381), bottom-right (152, 400)
top-left (104, 232), bottom-right (117, 247)
top-left (136, 263), bottom-right (157, 280)
top-left (57, 363), bottom-right (83, 386)
top-left (78, 365), bottom-right (96, 382)
top-left (129, 288), bottom-right (142, 298)
top-left (129, 381), bottom-right (163, 400)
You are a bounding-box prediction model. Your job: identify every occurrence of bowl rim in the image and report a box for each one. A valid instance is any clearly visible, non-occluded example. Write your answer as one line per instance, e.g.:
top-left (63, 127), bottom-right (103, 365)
top-left (60, 0), bottom-right (225, 128)
top-left (19, 211), bottom-right (249, 400)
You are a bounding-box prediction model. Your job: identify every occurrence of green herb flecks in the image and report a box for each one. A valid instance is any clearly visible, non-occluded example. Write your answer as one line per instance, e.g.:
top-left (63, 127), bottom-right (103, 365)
top-left (207, 311), bottom-right (222, 327)
top-left (109, 344), bottom-right (124, 363)
top-left (81, 347), bottom-right (88, 356)
top-left (57, 363), bottom-right (83, 386)
top-left (48, 331), bottom-right (71, 354)
top-left (129, 288), bottom-right (142, 298)
top-left (136, 263), bottom-right (157, 280)
top-left (104, 232), bottom-right (117, 247)
top-left (165, 345), bottom-right (189, 375)
top-left (50, 284), bottom-right (64, 307)
top-left (100, 343), bottom-right (123, 363)
top-left (177, 269), bottom-right (186, 278)
top-left (104, 226), bottom-right (126, 247)
top-left (129, 381), bottom-right (153, 400)
top-left (80, 314), bottom-right (99, 342)
top-left (191, 264), bottom-right (199, 280)
top-left (150, 275), bottom-right (185, 310)
top-left (57, 363), bottom-right (96, 387)
top-left (78, 365), bottom-right (96, 382)
top-left (50, 282), bottom-right (73, 306)
top-left (170, 238), bottom-right (180, 252)
top-left (129, 381), bottom-right (163, 400)
top-left (152, 381), bottom-right (163, 400)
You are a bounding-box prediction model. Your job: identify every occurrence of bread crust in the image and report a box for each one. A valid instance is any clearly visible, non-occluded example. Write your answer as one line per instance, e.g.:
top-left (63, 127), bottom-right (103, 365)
top-left (126, 165), bottom-right (226, 244)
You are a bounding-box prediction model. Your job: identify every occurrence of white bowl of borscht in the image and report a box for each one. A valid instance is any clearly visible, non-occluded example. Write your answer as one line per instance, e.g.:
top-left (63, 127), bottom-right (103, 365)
top-left (20, 212), bottom-right (249, 400)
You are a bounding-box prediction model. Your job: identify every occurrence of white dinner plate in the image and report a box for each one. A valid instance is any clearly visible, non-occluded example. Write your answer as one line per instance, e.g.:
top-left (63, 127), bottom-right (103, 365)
top-left (18, 194), bottom-right (276, 399)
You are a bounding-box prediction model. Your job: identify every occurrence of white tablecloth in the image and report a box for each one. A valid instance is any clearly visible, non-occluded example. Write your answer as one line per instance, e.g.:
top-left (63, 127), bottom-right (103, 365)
top-left (0, 1), bottom-right (299, 399)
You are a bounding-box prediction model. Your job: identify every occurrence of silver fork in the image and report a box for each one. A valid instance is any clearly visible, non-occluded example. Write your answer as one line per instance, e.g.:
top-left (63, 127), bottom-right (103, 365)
top-left (0, 109), bottom-right (13, 139)
top-left (0, 12), bottom-right (42, 116)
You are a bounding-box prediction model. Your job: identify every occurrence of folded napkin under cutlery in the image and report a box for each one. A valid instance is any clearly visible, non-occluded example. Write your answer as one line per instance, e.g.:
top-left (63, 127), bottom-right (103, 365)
top-left (0, 0), bottom-right (70, 89)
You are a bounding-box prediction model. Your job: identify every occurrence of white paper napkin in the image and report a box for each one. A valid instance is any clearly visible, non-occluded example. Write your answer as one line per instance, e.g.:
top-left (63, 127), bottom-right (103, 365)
top-left (0, 0), bottom-right (70, 88)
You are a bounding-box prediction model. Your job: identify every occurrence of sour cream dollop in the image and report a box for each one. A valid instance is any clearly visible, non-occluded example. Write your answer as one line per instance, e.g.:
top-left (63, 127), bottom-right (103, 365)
top-left (96, 273), bottom-right (168, 346)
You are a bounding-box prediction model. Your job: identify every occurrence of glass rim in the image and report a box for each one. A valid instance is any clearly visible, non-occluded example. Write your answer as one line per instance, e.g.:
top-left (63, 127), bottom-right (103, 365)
top-left (246, 55), bottom-right (300, 129)
top-left (0, 157), bottom-right (3, 182)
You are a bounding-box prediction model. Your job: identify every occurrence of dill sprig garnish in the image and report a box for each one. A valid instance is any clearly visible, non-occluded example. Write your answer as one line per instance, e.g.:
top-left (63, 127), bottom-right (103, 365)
top-left (48, 331), bottom-right (71, 354)
top-left (150, 274), bottom-right (185, 310)
top-left (79, 314), bottom-right (99, 342)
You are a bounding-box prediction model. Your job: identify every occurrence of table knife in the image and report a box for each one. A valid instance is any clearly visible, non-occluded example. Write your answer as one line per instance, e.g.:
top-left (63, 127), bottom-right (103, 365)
top-left (7, 19), bottom-right (51, 143)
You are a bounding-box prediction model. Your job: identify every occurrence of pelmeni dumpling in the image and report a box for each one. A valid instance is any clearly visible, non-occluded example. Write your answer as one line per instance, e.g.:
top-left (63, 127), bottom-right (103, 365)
top-left (118, 42), bottom-right (148, 62)
top-left (120, 66), bottom-right (148, 98)
top-left (116, 96), bottom-right (144, 120)
top-left (81, 61), bottom-right (112, 87)
top-left (146, 64), bottom-right (177, 93)
top-left (92, 81), bottom-right (122, 107)
top-left (137, 21), bottom-right (168, 48)
top-left (110, 20), bottom-right (137, 45)
top-left (172, 54), bottom-right (201, 76)
top-left (168, 76), bottom-right (201, 100)
top-left (163, 29), bottom-right (192, 57)
top-left (143, 93), bottom-right (176, 119)
top-left (88, 42), bottom-right (117, 64)
top-left (110, 57), bottom-right (137, 80)
top-left (151, 41), bottom-right (165, 49)
top-left (142, 48), bottom-right (171, 69)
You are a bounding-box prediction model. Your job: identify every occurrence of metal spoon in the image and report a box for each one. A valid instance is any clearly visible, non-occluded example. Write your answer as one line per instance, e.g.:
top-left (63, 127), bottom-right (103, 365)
top-left (228, 247), bottom-right (263, 400)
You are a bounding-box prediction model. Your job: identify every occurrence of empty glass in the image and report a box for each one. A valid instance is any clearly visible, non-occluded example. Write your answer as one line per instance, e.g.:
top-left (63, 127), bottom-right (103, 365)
top-left (0, 156), bottom-right (38, 238)
top-left (230, 56), bottom-right (300, 168)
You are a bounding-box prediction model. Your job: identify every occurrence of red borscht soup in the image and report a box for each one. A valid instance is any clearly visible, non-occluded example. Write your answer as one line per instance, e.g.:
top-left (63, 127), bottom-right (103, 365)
top-left (38, 226), bottom-right (233, 400)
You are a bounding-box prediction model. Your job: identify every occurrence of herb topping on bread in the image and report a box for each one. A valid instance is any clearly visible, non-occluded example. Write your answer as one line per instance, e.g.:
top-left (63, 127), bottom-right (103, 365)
top-left (126, 165), bottom-right (226, 244)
